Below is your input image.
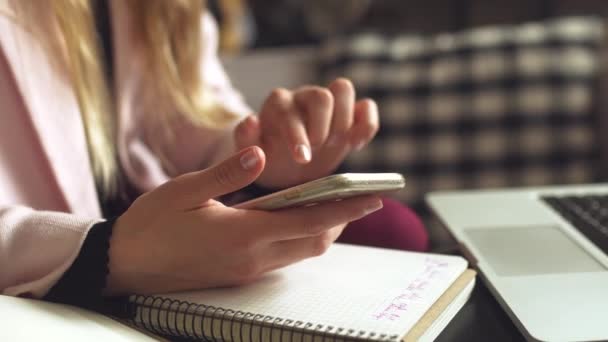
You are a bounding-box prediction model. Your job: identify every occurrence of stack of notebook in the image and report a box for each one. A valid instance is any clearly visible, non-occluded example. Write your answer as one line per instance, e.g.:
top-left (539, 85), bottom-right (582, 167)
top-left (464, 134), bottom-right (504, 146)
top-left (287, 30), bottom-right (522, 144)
top-left (120, 243), bottom-right (475, 341)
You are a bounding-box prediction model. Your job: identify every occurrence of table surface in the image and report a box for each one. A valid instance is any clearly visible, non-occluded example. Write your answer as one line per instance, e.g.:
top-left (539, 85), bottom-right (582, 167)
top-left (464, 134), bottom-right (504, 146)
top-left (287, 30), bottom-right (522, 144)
top-left (436, 276), bottom-right (527, 341)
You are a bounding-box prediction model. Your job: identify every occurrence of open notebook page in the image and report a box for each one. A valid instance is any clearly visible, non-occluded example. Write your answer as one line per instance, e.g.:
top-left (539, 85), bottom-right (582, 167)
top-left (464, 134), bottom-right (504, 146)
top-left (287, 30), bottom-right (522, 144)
top-left (165, 243), bottom-right (468, 339)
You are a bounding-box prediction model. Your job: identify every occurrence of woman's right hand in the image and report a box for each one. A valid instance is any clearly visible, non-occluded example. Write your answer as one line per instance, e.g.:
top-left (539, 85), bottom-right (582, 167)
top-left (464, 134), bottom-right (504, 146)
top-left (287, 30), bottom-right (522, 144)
top-left (105, 146), bottom-right (382, 295)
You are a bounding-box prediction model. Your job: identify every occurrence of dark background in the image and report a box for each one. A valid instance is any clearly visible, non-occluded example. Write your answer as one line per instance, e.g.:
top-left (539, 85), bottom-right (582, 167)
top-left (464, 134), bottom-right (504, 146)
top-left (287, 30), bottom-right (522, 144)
top-left (240, 0), bottom-right (608, 48)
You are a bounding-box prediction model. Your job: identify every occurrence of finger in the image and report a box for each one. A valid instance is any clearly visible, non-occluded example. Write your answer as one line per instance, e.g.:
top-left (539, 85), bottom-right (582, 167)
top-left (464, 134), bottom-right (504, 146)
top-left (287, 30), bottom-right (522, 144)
top-left (258, 195), bottom-right (383, 241)
top-left (163, 146), bottom-right (266, 208)
top-left (263, 88), bottom-right (311, 163)
top-left (349, 99), bottom-right (380, 151)
top-left (234, 115), bottom-right (262, 150)
top-left (263, 225), bottom-right (345, 272)
top-left (327, 78), bottom-right (355, 146)
top-left (293, 86), bottom-right (333, 148)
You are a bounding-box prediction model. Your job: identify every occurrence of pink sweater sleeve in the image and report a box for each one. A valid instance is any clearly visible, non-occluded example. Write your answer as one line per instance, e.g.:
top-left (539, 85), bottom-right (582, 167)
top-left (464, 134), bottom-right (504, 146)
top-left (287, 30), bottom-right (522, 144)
top-left (0, 9), bottom-right (246, 300)
top-left (0, 206), bottom-right (101, 298)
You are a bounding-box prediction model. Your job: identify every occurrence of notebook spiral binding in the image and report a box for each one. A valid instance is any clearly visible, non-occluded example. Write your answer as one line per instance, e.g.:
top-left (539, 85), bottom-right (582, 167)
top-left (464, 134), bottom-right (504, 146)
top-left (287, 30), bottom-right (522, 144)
top-left (125, 295), bottom-right (400, 342)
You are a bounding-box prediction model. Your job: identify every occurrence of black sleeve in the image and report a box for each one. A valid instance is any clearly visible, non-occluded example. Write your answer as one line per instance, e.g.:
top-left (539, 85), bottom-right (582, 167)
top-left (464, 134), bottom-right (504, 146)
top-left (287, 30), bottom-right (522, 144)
top-left (43, 218), bottom-right (128, 316)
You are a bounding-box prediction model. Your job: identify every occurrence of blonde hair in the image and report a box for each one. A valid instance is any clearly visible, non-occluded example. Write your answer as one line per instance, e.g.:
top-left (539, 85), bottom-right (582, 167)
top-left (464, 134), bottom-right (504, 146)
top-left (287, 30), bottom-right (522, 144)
top-left (13, 0), bottom-right (236, 195)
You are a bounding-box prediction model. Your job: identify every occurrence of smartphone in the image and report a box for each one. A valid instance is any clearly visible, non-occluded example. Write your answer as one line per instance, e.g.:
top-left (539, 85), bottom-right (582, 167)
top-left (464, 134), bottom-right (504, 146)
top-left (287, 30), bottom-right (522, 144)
top-left (233, 173), bottom-right (405, 210)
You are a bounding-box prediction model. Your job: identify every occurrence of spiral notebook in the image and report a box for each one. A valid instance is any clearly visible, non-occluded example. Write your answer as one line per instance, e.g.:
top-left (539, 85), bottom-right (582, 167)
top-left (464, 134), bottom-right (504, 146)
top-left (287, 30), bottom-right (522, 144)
top-left (121, 244), bottom-right (475, 341)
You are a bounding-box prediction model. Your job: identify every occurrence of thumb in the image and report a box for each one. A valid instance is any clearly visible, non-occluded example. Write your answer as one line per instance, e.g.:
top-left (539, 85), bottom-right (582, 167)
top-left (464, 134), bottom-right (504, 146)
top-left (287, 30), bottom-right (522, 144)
top-left (234, 115), bottom-right (262, 150)
top-left (167, 146), bottom-right (266, 208)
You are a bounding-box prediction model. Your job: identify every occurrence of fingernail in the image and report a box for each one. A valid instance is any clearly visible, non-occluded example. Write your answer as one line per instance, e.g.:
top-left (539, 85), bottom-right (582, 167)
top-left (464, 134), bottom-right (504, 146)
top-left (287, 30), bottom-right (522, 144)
top-left (296, 144), bottom-right (312, 162)
top-left (365, 199), bottom-right (384, 215)
top-left (240, 149), bottom-right (259, 170)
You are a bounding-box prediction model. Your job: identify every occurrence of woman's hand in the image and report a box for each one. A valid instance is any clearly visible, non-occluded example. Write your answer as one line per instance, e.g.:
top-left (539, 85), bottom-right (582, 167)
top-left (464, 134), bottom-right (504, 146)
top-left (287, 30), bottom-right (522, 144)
top-left (105, 146), bottom-right (382, 295)
top-left (234, 78), bottom-right (379, 189)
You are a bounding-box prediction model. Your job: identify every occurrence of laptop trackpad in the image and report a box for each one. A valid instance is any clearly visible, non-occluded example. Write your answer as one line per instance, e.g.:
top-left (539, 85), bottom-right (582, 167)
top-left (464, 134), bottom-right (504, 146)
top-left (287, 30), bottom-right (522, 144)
top-left (464, 226), bottom-right (606, 276)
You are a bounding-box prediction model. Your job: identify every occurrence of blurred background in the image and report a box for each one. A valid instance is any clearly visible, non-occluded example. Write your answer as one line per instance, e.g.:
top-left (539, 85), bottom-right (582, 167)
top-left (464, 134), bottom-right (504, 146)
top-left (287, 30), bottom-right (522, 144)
top-left (210, 0), bottom-right (608, 250)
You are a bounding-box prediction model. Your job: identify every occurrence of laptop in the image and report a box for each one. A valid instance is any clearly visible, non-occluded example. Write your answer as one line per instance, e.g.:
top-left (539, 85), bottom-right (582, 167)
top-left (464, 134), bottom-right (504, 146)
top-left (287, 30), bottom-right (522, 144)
top-left (426, 183), bottom-right (608, 342)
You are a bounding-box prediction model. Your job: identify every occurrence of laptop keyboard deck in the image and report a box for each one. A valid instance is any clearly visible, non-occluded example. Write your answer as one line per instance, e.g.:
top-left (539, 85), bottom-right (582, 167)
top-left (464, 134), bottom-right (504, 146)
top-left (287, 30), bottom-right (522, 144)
top-left (542, 195), bottom-right (608, 255)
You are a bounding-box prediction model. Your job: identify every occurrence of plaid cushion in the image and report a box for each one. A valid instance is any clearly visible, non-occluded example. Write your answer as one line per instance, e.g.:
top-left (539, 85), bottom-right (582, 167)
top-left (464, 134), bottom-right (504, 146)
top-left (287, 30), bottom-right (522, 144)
top-left (321, 17), bottom-right (605, 213)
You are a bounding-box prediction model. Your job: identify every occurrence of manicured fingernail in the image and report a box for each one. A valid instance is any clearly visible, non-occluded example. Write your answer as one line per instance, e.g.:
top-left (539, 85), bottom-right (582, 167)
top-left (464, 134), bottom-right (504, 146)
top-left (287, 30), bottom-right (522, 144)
top-left (240, 149), bottom-right (259, 170)
top-left (296, 144), bottom-right (312, 162)
top-left (365, 199), bottom-right (383, 215)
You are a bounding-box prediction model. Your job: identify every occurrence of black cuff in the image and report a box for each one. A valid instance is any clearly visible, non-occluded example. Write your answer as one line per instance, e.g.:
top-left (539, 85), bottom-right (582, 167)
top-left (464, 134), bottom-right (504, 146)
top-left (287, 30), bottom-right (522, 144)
top-left (44, 218), bottom-right (127, 315)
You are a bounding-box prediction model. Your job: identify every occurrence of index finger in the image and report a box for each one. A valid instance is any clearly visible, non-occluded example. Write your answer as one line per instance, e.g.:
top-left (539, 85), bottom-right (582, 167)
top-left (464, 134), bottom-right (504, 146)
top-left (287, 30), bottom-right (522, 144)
top-left (293, 86), bottom-right (333, 148)
top-left (263, 88), bottom-right (312, 164)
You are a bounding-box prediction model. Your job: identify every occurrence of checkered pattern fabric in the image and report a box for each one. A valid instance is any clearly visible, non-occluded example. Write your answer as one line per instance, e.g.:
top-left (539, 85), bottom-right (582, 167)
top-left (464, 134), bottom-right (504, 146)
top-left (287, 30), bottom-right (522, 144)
top-left (321, 17), bottom-right (606, 213)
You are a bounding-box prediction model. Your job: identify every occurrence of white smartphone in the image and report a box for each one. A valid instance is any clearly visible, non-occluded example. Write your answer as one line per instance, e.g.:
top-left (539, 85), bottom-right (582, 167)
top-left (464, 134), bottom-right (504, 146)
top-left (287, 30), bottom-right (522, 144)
top-left (233, 173), bottom-right (405, 210)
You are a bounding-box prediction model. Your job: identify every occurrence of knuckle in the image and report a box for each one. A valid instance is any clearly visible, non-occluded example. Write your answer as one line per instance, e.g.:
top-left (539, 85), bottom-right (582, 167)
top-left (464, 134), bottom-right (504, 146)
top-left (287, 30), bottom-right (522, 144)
top-left (212, 163), bottom-right (236, 188)
top-left (269, 88), bottom-right (291, 104)
top-left (308, 88), bottom-right (333, 107)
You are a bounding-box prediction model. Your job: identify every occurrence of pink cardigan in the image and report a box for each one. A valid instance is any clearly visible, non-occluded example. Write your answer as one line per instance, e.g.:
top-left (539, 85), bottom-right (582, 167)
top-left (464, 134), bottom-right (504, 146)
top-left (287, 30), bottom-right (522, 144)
top-left (0, 0), bottom-right (250, 297)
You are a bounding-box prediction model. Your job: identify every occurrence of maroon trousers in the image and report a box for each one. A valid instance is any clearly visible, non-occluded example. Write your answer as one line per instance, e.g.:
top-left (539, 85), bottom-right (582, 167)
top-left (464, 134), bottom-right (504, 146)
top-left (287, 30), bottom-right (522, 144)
top-left (340, 198), bottom-right (429, 252)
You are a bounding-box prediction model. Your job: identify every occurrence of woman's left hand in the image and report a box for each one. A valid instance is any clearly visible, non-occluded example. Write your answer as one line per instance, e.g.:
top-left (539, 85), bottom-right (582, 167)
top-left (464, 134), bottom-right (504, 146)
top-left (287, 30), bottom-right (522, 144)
top-left (234, 78), bottom-right (379, 189)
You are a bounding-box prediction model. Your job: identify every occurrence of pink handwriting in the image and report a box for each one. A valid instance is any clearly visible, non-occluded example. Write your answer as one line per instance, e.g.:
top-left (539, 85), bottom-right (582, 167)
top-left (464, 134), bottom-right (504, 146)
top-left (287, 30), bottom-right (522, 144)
top-left (372, 258), bottom-right (450, 321)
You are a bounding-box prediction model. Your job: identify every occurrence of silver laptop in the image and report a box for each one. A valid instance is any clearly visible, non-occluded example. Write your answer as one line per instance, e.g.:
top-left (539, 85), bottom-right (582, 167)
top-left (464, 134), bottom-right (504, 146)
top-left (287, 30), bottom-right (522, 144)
top-left (426, 184), bottom-right (608, 342)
